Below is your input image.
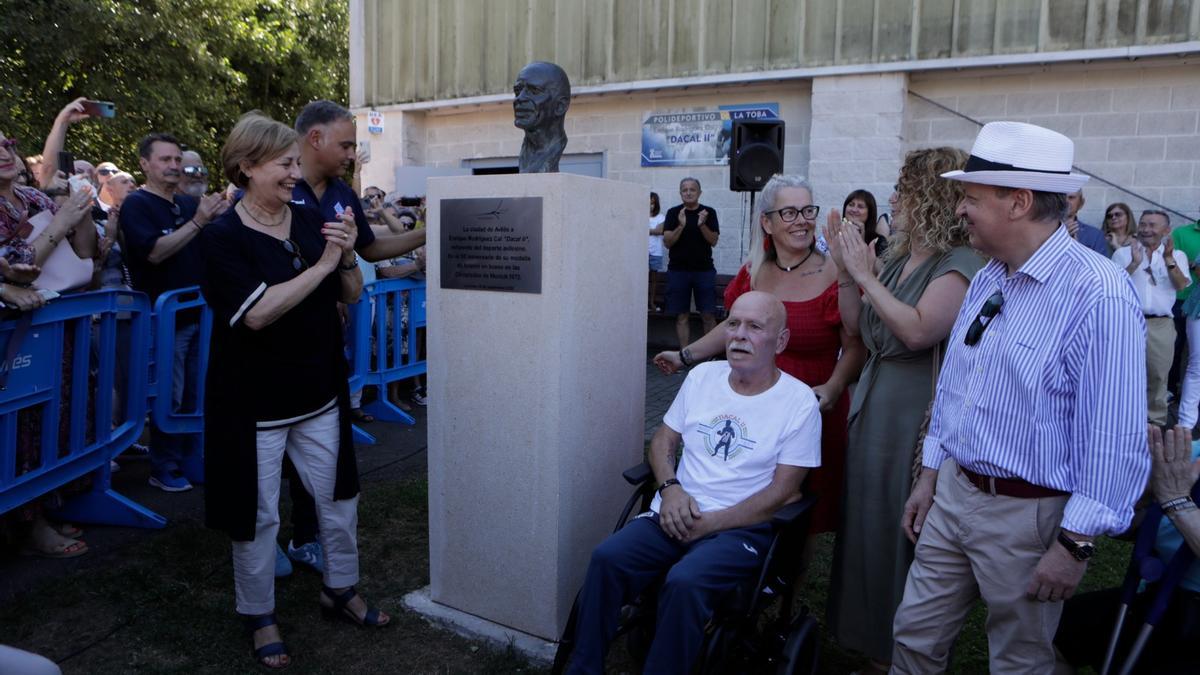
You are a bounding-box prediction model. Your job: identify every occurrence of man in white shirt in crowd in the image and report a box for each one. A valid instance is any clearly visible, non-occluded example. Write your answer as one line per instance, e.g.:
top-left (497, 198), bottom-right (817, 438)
top-left (565, 291), bottom-right (822, 675)
top-left (1113, 209), bottom-right (1190, 424)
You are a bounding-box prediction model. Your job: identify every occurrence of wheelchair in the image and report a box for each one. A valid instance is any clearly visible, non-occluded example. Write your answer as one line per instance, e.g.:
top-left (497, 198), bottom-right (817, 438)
top-left (552, 461), bottom-right (821, 674)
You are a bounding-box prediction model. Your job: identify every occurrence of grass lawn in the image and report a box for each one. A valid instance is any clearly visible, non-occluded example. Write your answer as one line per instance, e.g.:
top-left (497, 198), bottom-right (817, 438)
top-left (0, 474), bottom-right (1131, 674)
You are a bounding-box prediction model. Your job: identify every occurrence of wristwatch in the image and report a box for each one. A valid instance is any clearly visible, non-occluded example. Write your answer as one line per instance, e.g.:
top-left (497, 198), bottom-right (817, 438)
top-left (338, 254), bottom-right (359, 271)
top-left (657, 478), bottom-right (680, 495)
top-left (1057, 531), bottom-right (1095, 561)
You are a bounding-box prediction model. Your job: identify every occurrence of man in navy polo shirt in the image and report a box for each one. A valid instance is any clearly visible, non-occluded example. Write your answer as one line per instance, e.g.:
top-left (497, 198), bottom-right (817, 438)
top-left (275, 100), bottom-right (427, 573)
top-left (292, 100), bottom-right (425, 263)
top-left (120, 132), bottom-right (227, 492)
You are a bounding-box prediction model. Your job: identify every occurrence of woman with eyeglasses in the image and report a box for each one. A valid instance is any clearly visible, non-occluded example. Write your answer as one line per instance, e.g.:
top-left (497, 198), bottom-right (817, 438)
top-left (1103, 202), bottom-right (1136, 252)
top-left (654, 174), bottom-right (867, 540)
top-left (824, 147), bottom-right (984, 674)
top-left (201, 112), bottom-right (385, 670)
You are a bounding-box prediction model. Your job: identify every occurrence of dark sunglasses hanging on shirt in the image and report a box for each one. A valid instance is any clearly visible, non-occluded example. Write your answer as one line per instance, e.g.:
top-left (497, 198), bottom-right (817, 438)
top-left (964, 291), bottom-right (1004, 346)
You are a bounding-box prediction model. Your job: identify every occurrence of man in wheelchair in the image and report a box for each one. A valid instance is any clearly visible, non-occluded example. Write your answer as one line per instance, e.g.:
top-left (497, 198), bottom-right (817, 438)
top-left (566, 291), bottom-right (822, 674)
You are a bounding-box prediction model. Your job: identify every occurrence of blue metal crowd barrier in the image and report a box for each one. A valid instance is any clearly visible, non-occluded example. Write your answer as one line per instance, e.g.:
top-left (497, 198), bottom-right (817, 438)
top-left (151, 287), bottom-right (212, 435)
top-left (1, 277), bottom-right (427, 525)
top-left (0, 290), bottom-right (163, 528)
top-left (355, 278), bottom-right (428, 432)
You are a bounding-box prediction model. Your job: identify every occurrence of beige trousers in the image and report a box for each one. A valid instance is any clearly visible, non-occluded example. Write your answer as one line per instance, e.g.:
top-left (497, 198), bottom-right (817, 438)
top-left (232, 407), bottom-right (360, 615)
top-left (891, 462), bottom-right (1068, 675)
top-left (1145, 316), bottom-right (1175, 425)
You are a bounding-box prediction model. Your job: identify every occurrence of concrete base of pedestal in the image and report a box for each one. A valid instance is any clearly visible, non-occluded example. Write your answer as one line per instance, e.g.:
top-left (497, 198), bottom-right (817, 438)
top-left (427, 173), bottom-right (647, 641)
top-left (402, 586), bottom-right (557, 666)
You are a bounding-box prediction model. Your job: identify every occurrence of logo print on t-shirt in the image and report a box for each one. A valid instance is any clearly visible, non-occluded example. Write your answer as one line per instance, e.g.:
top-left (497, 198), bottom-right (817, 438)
top-left (699, 414), bottom-right (756, 461)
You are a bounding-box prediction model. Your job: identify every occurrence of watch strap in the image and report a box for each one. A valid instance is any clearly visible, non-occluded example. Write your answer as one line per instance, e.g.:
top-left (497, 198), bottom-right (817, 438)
top-left (1057, 531), bottom-right (1094, 561)
top-left (1162, 495), bottom-right (1197, 515)
top-left (657, 478), bottom-right (680, 495)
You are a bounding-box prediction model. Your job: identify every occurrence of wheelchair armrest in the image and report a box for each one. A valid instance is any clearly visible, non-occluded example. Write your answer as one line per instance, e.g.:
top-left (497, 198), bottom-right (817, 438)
top-left (623, 462), bottom-right (653, 487)
top-left (771, 494), bottom-right (818, 528)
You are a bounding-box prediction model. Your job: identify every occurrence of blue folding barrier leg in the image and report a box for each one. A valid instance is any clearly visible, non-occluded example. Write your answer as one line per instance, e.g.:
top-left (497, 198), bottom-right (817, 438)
top-left (53, 466), bottom-right (166, 529)
top-left (363, 398), bottom-right (416, 425)
top-left (352, 424), bottom-right (377, 445)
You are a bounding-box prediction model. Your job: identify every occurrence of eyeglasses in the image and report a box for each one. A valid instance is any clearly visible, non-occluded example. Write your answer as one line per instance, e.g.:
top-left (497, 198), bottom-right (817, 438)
top-left (1145, 267), bottom-right (1157, 286)
top-left (282, 238), bottom-right (308, 271)
top-left (169, 201), bottom-right (187, 226)
top-left (764, 205), bottom-right (820, 223)
top-left (964, 291), bottom-right (1004, 346)
top-left (97, 168), bottom-right (119, 176)
top-left (182, 166), bottom-right (208, 178)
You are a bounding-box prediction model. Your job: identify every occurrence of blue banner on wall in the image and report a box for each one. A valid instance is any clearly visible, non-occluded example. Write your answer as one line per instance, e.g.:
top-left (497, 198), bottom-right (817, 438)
top-left (640, 103), bottom-right (780, 167)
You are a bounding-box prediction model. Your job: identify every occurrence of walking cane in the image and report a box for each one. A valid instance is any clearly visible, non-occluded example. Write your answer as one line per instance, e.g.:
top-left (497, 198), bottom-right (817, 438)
top-left (1099, 481), bottom-right (1200, 675)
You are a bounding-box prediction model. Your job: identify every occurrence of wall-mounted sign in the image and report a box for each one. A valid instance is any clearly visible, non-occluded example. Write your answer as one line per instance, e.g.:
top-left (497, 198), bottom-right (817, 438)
top-left (367, 110), bottom-right (384, 134)
top-left (640, 103), bottom-right (780, 167)
top-left (440, 197), bottom-right (542, 294)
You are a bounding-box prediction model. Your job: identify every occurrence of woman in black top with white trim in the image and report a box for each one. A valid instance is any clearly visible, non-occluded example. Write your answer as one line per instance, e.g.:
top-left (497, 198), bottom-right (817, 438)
top-left (200, 112), bottom-right (386, 670)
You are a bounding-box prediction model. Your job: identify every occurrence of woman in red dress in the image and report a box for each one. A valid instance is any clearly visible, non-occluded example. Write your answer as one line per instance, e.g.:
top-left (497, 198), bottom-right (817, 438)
top-left (653, 174), bottom-right (865, 534)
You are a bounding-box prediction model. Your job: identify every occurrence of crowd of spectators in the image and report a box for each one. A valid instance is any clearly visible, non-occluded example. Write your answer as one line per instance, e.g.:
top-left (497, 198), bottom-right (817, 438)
top-left (0, 97), bottom-right (430, 670)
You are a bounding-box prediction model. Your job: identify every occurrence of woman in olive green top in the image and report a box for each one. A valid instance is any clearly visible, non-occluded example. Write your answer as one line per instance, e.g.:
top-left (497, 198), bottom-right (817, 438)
top-left (824, 147), bottom-right (984, 674)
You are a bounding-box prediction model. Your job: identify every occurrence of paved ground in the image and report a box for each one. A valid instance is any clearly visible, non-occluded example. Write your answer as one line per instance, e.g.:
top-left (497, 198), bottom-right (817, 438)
top-left (0, 349), bottom-right (683, 604)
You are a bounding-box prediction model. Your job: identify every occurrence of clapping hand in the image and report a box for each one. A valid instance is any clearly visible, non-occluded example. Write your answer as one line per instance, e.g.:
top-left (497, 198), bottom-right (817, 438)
top-left (1130, 240), bottom-right (1146, 266)
top-left (825, 209), bottom-right (848, 270)
top-left (1164, 235), bottom-right (1176, 257)
top-left (322, 210), bottom-right (358, 256)
top-left (832, 211), bottom-right (878, 283)
top-left (697, 209), bottom-right (709, 227)
top-left (197, 193), bottom-right (229, 224)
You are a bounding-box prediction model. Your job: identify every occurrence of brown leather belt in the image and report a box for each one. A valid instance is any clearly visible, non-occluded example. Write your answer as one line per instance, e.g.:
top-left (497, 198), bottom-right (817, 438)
top-left (958, 466), bottom-right (1068, 499)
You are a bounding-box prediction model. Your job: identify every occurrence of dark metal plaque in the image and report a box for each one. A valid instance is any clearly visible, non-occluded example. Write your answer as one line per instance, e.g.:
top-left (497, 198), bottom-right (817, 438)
top-left (440, 197), bottom-right (543, 294)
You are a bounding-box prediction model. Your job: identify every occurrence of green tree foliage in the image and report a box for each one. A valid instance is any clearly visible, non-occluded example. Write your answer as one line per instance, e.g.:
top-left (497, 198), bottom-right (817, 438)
top-left (0, 0), bottom-right (347, 183)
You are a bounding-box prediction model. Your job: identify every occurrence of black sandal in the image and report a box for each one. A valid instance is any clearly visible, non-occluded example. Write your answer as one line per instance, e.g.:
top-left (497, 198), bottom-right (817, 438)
top-left (244, 613), bottom-right (290, 669)
top-left (319, 585), bottom-right (390, 627)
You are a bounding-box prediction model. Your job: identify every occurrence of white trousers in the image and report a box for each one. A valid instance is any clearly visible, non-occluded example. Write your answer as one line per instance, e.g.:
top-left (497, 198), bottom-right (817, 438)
top-left (232, 407), bottom-right (360, 615)
top-left (1178, 316), bottom-right (1200, 428)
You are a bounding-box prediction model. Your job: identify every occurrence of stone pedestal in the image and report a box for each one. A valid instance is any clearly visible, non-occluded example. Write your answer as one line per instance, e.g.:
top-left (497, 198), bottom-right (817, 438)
top-left (426, 173), bottom-right (647, 641)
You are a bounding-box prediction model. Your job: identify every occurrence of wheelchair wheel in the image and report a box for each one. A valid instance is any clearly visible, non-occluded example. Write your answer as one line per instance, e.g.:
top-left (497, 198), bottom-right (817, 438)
top-left (775, 610), bottom-right (819, 675)
top-left (696, 622), bottom-right (739, 675)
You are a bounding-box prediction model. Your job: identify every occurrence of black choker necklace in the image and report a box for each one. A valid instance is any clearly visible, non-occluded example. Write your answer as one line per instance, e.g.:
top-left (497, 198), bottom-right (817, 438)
top-left (774, 248), bottom-right (815, 272)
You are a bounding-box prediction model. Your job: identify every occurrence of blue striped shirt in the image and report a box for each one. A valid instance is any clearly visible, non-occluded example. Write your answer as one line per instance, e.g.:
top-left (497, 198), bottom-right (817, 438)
top-left (922, 227), bottom-right (1150, 536)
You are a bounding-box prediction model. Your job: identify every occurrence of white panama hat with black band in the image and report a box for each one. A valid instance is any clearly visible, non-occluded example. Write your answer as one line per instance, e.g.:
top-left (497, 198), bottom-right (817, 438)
top-left (941, 121), bottom-right (1089, 194)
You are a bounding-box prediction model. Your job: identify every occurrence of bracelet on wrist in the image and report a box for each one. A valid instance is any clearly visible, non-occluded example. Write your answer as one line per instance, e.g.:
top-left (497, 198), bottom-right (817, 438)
top-left (657, 478), bottom-right (680, 495)
top-left (838, 280), bottom-right (857, 288)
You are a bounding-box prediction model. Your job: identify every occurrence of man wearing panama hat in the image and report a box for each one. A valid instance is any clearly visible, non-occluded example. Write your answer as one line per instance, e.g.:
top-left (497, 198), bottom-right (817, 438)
top-left (890, 122), bottom-right (1150, 674)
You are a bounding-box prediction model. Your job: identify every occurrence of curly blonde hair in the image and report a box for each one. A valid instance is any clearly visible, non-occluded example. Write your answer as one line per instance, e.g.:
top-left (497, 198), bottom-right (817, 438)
top-left (886, 147), bottom-right (970, 259)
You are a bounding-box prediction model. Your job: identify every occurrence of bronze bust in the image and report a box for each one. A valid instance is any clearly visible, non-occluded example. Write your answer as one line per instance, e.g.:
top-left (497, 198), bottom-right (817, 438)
top-left (513, 61), bottom-right (571, 173)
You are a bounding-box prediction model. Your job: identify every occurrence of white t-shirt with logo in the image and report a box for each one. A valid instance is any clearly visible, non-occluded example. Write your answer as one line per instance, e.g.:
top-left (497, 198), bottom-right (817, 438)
top-left (650, 361), bottom-right (822, 514)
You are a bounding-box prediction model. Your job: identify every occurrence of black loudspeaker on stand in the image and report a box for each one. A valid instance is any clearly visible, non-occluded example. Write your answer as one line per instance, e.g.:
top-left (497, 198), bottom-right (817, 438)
top-left (728, 119), bottom-right (785, 192)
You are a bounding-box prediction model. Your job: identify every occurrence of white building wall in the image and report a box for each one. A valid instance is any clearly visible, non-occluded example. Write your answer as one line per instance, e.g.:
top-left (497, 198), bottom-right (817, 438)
top-left (809, 73), bottom-right (907, 227)
top-left (360, 83), bottom-right (812, 275)
top-left (906, 58), bottom-right (1200, 228)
